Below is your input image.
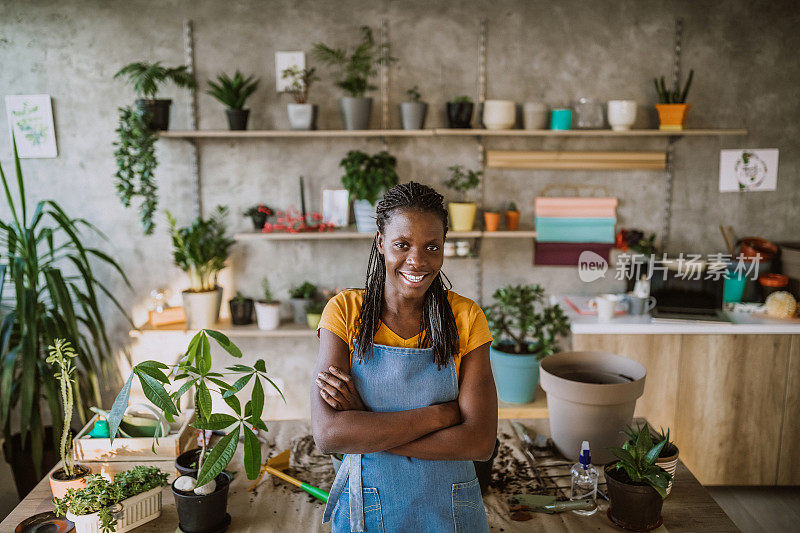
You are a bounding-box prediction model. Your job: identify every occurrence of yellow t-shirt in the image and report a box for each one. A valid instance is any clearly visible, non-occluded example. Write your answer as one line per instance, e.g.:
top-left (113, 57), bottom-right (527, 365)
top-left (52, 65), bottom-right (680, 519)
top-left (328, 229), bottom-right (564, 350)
top-left (317, 289), bottom-right (493, 377)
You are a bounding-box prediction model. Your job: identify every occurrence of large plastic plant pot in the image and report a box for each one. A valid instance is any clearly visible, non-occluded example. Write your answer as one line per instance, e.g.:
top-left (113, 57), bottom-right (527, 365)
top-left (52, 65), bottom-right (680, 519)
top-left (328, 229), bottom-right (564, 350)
top-left (540, 351), bottom-right (646, 464)
top-left (172, 472), bottom-right (231, 533)
top-left (489, 344), bottom-right (541, 404)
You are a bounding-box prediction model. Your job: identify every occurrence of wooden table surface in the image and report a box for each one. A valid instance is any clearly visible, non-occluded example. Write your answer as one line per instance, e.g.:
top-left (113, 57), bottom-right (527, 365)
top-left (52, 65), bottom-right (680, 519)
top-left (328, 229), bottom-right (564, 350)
top-left (1, 419), bottom-right (738, 533)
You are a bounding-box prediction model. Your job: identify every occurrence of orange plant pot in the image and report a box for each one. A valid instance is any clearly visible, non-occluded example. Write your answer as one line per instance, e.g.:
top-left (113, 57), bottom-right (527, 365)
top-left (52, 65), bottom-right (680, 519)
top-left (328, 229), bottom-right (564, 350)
top-left (484, 212), bottom-right (501, 232)
top-left (49, 464), bottom-right (91, 499)
top-left (505, 211), bottom-right (520, 231)
top-left (655, 104), bottom-right (691, 131)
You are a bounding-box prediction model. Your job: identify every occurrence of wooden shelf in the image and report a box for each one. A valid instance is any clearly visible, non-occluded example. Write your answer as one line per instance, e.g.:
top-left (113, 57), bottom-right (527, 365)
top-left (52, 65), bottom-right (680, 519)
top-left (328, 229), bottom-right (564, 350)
top-left (160, 128), bottom-right (747, 140)
top-left (498, 388), bottom-right (548, 419)
top-left (235, 228), bottom-right (535, 241)
top-left (130, 319), bottom-right (317, 338)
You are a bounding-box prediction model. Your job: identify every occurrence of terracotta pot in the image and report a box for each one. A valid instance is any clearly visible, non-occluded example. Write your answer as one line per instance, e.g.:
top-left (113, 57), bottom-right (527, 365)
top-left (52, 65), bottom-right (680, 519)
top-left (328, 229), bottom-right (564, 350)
top-left (505, 210), bottom-right (520, 231)
top-left (739, 237), bottom-right (778, 261)
top-left (484, 212), bottom-right (501, 232)
top-left (605, 464), bottom-right (664, 530)
top-left (655, 103), bottom-right (690, 131)
top-left (449, 202), bottom-right (477, 232)
top-left (656, 444), bottom-right (679, 496)
top-left (49, 464), bottom-right (91, 499)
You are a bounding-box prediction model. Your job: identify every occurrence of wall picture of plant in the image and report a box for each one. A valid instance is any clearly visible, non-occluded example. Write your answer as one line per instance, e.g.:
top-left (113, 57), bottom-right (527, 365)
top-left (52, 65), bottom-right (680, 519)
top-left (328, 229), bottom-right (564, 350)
top-left (4, 94), bottom-right (58, 158)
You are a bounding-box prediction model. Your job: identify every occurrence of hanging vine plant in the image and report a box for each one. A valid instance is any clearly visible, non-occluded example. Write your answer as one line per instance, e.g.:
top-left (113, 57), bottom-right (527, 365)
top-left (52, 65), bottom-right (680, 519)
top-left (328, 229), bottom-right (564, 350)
top-left (113, 106), bottom-right (158, 235)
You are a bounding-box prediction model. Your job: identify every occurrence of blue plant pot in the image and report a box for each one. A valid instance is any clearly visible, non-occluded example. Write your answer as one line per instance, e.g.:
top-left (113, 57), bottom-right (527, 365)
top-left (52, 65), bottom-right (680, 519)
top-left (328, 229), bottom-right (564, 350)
top-left (490, 344), bottom-right (541, 403)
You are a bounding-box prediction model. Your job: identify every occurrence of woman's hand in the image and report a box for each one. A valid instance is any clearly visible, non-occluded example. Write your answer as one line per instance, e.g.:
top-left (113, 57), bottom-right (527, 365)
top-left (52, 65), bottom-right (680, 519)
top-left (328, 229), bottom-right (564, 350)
top-left (316, 366), bottom-right (366, 411)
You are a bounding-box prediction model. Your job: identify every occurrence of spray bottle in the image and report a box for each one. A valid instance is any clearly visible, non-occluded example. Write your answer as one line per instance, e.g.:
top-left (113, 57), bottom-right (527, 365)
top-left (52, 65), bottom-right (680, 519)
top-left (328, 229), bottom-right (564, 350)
top-left (570, 440), bottom-right (598, 515)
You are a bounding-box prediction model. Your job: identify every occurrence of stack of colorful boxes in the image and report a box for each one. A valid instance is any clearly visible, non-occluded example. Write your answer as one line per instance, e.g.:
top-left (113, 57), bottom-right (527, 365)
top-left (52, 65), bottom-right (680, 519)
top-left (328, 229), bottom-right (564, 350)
top-left (534, 197), bottom-right (618, 265)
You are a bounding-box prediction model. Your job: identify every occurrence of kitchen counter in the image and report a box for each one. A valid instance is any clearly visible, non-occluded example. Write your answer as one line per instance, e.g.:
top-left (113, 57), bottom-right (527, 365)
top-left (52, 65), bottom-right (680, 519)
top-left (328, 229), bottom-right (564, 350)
top-left (1, 419), bottom-right (737, 532)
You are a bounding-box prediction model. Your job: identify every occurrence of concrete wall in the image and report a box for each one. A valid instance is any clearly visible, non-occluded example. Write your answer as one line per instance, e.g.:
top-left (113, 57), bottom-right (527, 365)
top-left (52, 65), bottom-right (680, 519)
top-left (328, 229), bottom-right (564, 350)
top-left (1, 0), bottom-right (799, 417)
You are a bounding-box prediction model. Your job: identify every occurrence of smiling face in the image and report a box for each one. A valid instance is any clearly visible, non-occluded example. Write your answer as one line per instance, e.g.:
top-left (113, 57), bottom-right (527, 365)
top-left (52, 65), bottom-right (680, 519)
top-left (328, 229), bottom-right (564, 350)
top-left (377, 208), bottom-right (445, 301)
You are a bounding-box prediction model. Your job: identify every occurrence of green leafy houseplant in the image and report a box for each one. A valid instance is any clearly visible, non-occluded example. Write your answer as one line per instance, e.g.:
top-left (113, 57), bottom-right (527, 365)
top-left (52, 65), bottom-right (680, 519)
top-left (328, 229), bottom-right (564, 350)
top-left (282, 66), bottom-right (319, 105)
top-left (623, 423), bottom-right (678, 458)
top-left (261, 278), bottom-right (277, 303)
top-left (0, 138), bottom-right (130, 479)
top-left (53, 466), bottom-right (168, 533)
top-left (313, 26), bottom-right (394, 97)
top-left (507, 201), bottom-right (518, 212)
top-left (483, 284), bottom-right (570, 357)
top-left (653, 69), bottom-right (694, 104)
top-left (114, 62), bottom-right (197, 99)
top-left (340, 150), bottom-right (399, 205)
top-left (289, 281), bottom-right (317, 300)
top-left (206, 70), bottom-right (260, 110)
top-left (107, 329), bottom-right (284, 488)
top-left (46, 340), bottom-right (79, 478)
top-left (406, 85), bottom-right (422, 103)
top-left (451, 95), bottom-right (472, 104)
top-left (609, 424), bottom-right (672, 498)
top-left (444, 165), bottom-right (482, 202)
top-left (167, 206), bottom-right (235, 292)
top-left (113, 106), bottom-right (159, 235)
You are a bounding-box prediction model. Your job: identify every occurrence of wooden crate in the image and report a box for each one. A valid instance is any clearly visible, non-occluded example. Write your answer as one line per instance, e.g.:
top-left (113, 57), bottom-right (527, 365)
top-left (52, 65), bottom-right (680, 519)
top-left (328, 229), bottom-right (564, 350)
top-left (72, 409), bottom-right (197, 462)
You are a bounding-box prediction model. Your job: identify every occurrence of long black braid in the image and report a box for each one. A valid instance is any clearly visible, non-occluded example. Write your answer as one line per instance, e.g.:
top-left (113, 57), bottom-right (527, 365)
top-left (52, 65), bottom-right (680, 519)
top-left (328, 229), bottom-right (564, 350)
top-left (353, 181), bottom-right (460, 368)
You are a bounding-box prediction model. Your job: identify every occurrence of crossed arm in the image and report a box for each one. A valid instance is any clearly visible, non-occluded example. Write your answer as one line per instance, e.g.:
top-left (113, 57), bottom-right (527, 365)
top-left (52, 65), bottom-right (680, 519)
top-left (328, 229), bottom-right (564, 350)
top-left (310, 328), bottom-right (498, 461)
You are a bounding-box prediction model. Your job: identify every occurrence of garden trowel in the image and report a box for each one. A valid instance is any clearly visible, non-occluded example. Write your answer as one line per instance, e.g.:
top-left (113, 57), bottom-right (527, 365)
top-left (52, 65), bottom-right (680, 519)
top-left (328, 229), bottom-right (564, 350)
top-left (509, 494), bottom-right (597, 514)
top-left (249, 449), bottom-right (329, 503)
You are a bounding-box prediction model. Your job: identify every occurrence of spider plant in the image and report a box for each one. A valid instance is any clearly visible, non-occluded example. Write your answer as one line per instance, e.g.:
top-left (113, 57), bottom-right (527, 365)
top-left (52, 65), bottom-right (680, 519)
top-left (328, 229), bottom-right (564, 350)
top-left (206, 70), bottom-right (260, 110)
top-left (0, 137), bottom-right (131, 477)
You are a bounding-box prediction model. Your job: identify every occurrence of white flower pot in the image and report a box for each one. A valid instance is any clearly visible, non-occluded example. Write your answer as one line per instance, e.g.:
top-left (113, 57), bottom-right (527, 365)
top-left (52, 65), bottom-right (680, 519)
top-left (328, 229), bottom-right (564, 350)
top-left (255, 301), bottom-right (281, 330)
top-left (607, 100), bottom-right (637, 131)
top-left (353, 199), bottom-right (378, 233)
top-left (287, 103), bottom-right (317, 130)
top-left (483, 99), bottom-right (516, 130)
top-left (182, 287), bottom-right (222, 330)
top-left (66, 486), bottom-right (162, 533)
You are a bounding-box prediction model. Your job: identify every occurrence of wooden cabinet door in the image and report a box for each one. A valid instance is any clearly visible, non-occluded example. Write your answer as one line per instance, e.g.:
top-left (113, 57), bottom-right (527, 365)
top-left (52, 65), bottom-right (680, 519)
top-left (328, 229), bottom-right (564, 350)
top-left (778, 336), bottom-right (800, 485)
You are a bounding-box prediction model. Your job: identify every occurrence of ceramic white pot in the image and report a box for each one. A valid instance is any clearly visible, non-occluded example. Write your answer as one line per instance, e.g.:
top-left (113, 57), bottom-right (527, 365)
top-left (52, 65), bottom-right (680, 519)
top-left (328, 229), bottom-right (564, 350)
top-left (287, 103), bottom-right (317, 130)
top-left (607, 100), bottom-right (637, 131)
top-left (483, 100), bottom-right (516, 130)
top-left (523, 102), bottom-right (548, 130)
top-left (353, 199), bottom-right (378, 233)
top-left (182, 287), bottom-right (222, 330)
top-left (67, 486), bottom-right (162, 533)
top-left (255, 301), bottom-right (281, 330)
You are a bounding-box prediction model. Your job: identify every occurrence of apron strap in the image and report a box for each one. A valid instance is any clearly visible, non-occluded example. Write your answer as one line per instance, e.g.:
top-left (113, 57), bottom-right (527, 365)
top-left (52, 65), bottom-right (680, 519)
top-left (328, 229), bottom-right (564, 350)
top-left (322, 454), bottom-right (366, 532)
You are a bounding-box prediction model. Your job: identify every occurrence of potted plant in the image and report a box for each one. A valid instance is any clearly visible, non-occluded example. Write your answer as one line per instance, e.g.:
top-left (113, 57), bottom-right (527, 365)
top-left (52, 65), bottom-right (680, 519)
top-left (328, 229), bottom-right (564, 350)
top-left (206, 70), bottom-right (260, 130)
top-left (289, 281), bottom-right (318, 325)
top-left (53, 466), bottom-right (169, 533)
top-left (606, 424), bottom-right (672, 530)
top-left (483, 208), bottom-right (501, 232)
top-left (113, 106), bottom-right (160, 235)
top-left (46, 340), bottom-right (91, 499)
top-left (282, 66), bottom-right (319, 130)
top-left (505, 201), bottom-right (520, 231)
top-left (446, 95), bottom-right (474, 128)
top-left (624, 423), bottom-right (679, 496)
top-left (243, 203), bottom-right (273, 231)
top-left (167, 206), bottom-right (235, 330)
top-left (400, 85), bottom-right (428, 130)
top-left (306, 299), bottom-right (327, 330)
top-left (114, 61), bottom-right (197, 130)
top-left (483, 284), bottom-right (570, 403)
top-left (106, 329), bottom-right (283, 533)
top-left (313, 26), bottom-right (395, 130)
top-left (653, 69), bottom-right (694, 131)
top-left (255, 278), bottom-right (281, 331)
top-left (228, 292), bottom-right (254, 326)
top-left (444, 164), bottom-right (482, 232)
top-left (340, 150), bottom-right (400, 233)
top-left (0, 138), bottom-right (130, 497)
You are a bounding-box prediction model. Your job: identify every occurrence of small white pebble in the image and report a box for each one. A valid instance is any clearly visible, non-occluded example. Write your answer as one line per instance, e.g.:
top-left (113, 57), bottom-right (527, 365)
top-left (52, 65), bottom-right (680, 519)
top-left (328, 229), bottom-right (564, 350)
top-left (194, 479), bottom-right (216, 495)
top-left (174, 476), bottom-right (197, 492)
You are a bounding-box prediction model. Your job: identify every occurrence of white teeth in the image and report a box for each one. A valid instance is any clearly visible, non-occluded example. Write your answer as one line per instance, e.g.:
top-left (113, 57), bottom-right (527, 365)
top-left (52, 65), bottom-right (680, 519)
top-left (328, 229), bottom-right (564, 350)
top-left (400, 272), bottom-right (425, 283)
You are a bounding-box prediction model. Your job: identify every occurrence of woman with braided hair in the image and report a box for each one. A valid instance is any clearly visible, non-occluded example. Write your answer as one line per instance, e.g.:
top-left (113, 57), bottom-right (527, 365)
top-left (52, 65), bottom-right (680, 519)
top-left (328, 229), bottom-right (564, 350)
top-left (312, 181), bottom-right (496, 532)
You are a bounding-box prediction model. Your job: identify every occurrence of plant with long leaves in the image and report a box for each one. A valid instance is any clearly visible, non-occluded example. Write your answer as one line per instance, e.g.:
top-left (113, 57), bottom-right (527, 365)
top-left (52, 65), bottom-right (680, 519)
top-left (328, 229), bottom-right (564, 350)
top-left (108, 329), bottom-right (284, 487)
top-left (0, 138), bottom-right (131, 477)
top-left (167, 206), bottom-right (235, 292)
top-left (313, 26), bottom-right (395, 98)
top-left (113, 106), bottom-right (159, 235)
top-left (610, 423), bottom-right (672, 498)
top-left (483, 284), bottom-right (570, 358)
top-left (623, 422), bottom-right (678, 458)
top-left (206, 70), bottom-right (260, 110)
top-left (46, 339), bottom-right (79, 477)
top-left (282, 66), bottom-right (319, 105)
top-left (653, 69), bottom-right (694, 104)
top-left (339, 150), bottom-right (399, 205)
top-left (114, 61), bottom-right (197, 99)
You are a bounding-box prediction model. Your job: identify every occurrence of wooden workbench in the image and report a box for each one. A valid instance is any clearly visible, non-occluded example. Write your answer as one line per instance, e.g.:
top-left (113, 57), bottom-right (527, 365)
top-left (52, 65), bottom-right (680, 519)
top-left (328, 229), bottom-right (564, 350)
top-left (1, 419), bottom-right (737, 532)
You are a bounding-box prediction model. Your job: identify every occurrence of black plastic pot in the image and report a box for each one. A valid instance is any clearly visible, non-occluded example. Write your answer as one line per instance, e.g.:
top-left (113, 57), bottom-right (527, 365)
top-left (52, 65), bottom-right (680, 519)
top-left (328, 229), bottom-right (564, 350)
top-left (173, 472), bottom-right (231, 533)
top-left (3, 426), bottom-right (60, 499)
top-left (473, 438), bottom-right (500, 493)
top-left (248, 210), bottom-right (268, 230)
top-left (605, 464), bottom-right (664, 531)
top-left (229, 297), bottom-right (254, 325)
top-left (225, 109), bottom-right (250, 130)
top-left (446, 102), bottom-right (474, 128)
top-left (175, 447), bottom-right (202, 477)
top-left (135, 99), bottom-right (172, 130)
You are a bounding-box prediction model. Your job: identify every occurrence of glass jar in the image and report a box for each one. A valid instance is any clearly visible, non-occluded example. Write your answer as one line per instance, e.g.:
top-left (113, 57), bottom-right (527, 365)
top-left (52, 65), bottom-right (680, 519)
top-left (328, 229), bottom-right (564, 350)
top-left (573, 98), bottom-right (604, 129)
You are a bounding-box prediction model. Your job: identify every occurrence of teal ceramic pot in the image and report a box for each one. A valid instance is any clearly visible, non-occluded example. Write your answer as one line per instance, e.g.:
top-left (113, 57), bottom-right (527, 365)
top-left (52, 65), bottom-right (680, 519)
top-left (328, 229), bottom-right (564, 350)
top-left (489, 343), bottom-right (542, 403)
top-left (549, 108), bottom-right (572, 130)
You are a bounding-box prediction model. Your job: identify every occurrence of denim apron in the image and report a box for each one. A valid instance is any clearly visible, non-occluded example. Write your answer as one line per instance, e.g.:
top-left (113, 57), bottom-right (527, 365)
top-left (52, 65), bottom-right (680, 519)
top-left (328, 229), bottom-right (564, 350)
top-left (322, 341), bottom-right (489, 533)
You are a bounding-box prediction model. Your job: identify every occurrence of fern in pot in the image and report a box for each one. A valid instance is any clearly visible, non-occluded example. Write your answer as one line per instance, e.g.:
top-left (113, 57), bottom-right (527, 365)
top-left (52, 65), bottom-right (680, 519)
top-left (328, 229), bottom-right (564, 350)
top-left (483, 284), bottom-right (569, 403)
top-left (206, 70), bottom-right (260, 130)
top-left (340, 150), bottom-right (399, 233)
top-left (167, 206), bottom-right (235, 330)
top-left (282, 66), bottom-right (319, 130)
top-left (444, 164), bottom-right (482, 232)
top-left (114, 61), bottom-right (196, 131)
top-left (254, 278), bottom-right (281, 331)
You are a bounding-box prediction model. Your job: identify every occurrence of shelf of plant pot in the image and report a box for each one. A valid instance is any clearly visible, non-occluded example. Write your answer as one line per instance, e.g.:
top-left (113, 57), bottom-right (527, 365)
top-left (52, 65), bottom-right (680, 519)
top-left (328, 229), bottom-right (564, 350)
top-left (497, 387), bottom-right (548, 419)
top-left (131, 319), bottom-right (317, 338)
top-left (234, 229), bottom-right (535, 241)
top-left (158, 129), bottom-right (437, 139)
top-left (434, 128), bottom-right (748, 137)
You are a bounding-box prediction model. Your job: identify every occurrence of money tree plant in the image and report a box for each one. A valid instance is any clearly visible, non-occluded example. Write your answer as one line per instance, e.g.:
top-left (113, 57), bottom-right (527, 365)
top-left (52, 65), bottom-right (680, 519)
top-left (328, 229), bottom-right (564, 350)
top-left (107, 329), bottom-right (284, 487)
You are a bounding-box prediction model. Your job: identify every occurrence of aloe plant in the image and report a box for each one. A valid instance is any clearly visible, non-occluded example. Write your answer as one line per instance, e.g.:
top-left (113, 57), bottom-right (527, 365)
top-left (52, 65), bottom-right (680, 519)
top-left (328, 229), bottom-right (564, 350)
top-left (0, 137), bottom-right (131, 477)
top-left (108, 329), bottom-right (284, 487)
